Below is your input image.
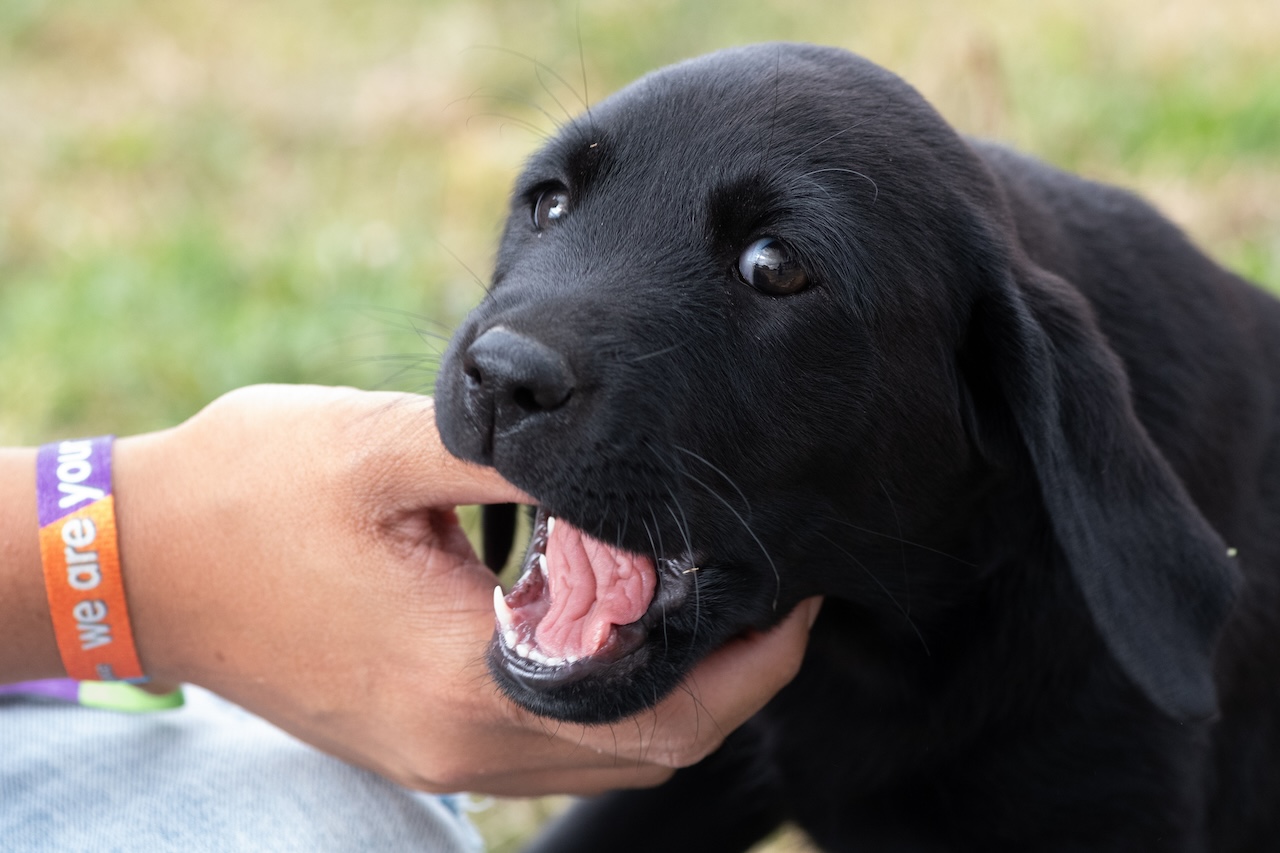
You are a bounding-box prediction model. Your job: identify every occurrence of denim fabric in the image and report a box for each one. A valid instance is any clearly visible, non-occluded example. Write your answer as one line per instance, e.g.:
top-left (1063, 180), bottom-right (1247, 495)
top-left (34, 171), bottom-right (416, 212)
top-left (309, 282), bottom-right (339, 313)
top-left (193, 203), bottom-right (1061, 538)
top-left (0, 685), bottom-right (483, 852)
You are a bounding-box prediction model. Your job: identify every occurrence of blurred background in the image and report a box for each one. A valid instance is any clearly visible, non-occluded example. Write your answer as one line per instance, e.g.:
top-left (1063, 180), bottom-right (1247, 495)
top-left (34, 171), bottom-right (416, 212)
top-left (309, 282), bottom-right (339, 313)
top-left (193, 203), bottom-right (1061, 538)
top-left (1, 0), bottom-right (1275, 849)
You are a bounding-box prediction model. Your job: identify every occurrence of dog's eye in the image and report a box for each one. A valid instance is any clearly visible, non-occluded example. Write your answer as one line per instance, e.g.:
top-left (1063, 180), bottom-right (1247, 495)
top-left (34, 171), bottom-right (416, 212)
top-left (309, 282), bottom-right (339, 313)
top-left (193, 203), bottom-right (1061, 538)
top-left (532, 187), bottom-right (571, 230)
top-left (737, 237), bottom-right (808, 295)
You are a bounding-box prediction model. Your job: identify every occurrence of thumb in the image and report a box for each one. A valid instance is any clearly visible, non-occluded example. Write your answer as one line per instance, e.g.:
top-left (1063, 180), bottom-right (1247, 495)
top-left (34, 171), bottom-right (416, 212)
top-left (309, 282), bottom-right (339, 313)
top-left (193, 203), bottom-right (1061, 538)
top-left (370, 394), bottom-right (534, 507)
top-left (416, 442), bottom-right (532, 508)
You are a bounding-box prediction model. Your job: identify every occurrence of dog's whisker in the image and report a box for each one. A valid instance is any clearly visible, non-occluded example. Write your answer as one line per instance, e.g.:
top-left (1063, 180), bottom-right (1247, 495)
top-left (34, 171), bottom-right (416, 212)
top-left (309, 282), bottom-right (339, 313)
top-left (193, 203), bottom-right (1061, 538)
top-left (814, 530), bottom-right (930, 656)
top-left (465, 43), bottom-right (588, 134)
top-left (350, 356), bottom-right (445, 384)
top-left (792, 166), bottom-right (880, 204)
top-left (817, 515), bottom-right (976, 567)
top-left (368, 362), bottom-right (442, 392)
top-left (757, 44), bottom-right (783, 175)
top-left (878, 478), bottom-right (911, 622)
top-left (646, 701), bottom-right (661, 758)
top-left (674, 446), bottom-right (753, 521)
top-left (638, 515), bottom-right (671, 659)
top-left (774, 114), bottom-right (879, 173)
top-left (464, 111), bottom-right (553, 142)
top-left (531, 66), bottom-right (572, 128)
top-left (574, 6), bottom-right (595, 135)
top-left (678, 671), bottom-right (728, 747)
top-left (662, 488), bottom-right (696, 559)
top-left (407, 322), bottom-right (449, 354)
top-left (616, 509), bottom-right (628, 552)
top-left (464, 44), bottom-right (591, 115)
top-left (680, 468), bottom-right (781, 611)
top-left (628, 342), bottom-right (688, 364)
top-left (662, 492), bottom-right (700, 650)
top-left (345, 353), bottom-right (441, 366)
top-left (452, 86), bottom-right (565, 131)
top-left (639, 513), bottom-right (660, 565)
top-left (789, 175), bottom-right (837, 203)
top-left (426, 235), bottom-right (492, 297)
top-left (629, 714), bottom-right (647, 769)
top-left (350, 304), bottom-right (460, 333)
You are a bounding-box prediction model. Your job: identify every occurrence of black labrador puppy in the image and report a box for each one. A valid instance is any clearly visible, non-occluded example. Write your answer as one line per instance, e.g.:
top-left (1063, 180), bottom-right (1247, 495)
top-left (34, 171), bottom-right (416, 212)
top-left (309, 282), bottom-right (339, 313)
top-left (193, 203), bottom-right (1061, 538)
top-left (434, 43), bottom-right (1280, 852)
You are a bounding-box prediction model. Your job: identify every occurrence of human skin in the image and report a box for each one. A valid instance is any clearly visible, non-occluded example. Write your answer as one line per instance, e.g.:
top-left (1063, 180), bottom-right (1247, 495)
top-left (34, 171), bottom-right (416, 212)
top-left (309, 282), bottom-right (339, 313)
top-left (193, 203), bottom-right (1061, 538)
top-left (0, 385), bottom-right (820, 795)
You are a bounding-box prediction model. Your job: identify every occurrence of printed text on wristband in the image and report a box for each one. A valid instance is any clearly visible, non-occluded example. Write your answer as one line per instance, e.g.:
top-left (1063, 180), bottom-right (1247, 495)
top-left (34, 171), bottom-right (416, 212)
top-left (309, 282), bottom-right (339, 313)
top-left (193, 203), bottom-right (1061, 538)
top-left (36, 437), bottom-right (145, 682)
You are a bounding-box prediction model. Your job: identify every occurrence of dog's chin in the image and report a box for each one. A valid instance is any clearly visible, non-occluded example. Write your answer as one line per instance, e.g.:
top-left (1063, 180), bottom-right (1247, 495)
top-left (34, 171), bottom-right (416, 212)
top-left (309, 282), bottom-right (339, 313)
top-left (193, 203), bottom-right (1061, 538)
top-left (485, 507), bottom-right (710, 724)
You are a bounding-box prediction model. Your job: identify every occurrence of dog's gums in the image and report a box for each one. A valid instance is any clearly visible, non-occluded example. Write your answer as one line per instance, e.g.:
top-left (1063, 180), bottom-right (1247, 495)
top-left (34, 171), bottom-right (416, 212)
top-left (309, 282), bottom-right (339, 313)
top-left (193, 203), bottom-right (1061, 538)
top-left (491, 509), bottom-right (697, 689)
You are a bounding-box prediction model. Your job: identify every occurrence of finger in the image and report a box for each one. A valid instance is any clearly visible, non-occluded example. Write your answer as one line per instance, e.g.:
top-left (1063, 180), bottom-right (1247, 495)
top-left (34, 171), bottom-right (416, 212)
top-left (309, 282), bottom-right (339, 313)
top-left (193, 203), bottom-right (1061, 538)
top-left (682, 596), bottom-right (822, 729)
top-left (462, 763), bottom-right (676, 797)
top-left (361, 393), bottom-right (535, 506)
top-left (573, 597), bottom-right (823, 764)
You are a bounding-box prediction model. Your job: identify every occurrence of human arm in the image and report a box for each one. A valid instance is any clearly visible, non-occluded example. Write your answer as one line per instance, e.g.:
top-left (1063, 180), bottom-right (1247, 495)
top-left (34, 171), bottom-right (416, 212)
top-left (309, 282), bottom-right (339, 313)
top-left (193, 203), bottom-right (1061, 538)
top-left (0, 385), bottom-right (819, 795)
top-left (0, 447), bottom-right (60, 680)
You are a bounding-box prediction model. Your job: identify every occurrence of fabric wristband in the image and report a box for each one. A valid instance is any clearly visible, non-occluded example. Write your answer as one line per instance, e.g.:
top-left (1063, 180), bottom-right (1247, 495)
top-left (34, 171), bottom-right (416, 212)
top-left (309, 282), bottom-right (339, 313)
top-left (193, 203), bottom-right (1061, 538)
top-left (0, 678), bottom-right (183, 712)
top-left (36, 436), bottom-right (147, 683)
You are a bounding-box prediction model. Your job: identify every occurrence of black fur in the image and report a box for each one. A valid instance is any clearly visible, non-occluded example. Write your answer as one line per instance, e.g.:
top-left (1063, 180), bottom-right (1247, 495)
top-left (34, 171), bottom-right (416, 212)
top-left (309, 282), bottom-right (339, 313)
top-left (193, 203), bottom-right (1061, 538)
top-left (435, 44), bottom-right (1280, 851)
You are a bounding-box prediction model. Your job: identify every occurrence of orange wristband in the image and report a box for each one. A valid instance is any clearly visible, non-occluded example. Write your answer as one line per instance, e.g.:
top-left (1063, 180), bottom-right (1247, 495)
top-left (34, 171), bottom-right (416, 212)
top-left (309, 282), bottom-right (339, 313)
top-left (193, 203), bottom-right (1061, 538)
top-left (36, 437), bottom-right (146, 682)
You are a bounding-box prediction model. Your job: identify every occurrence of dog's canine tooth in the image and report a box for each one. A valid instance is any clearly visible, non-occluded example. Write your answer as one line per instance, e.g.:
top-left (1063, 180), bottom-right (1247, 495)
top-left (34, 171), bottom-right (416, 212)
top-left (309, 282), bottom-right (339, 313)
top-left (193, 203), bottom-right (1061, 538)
top-left (547, 516), bottom-right (556, 537)
top-left (538, 553), bottom-right (549, 578)
top-left (493, 585), bottom-right (516, 632)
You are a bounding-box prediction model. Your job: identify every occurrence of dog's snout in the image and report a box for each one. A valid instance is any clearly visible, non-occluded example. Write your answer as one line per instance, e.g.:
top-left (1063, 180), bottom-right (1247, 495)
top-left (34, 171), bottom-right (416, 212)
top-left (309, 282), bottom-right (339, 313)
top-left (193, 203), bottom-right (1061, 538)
top-left (464, 326), bottom-right (575, 416)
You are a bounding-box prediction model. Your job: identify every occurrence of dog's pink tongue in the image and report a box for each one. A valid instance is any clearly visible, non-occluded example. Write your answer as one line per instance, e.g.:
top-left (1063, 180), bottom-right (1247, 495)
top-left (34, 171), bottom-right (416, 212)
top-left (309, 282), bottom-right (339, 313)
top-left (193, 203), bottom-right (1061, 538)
top-left (534, 519), bottom-right (657, 661)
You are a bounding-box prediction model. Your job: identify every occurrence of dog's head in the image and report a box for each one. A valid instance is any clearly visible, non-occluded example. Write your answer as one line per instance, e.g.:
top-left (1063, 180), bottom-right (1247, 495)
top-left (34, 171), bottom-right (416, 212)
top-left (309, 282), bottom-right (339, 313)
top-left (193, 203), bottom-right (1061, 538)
top-left (436, 44), bottom-right (1237, 725)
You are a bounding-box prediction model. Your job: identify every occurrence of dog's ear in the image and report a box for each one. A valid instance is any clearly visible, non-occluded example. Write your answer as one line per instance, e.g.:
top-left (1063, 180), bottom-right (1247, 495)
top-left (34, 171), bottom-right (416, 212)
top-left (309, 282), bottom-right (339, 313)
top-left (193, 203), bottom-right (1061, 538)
top-left (481, 503), bottom-right (518, 573)
top-left (961, 258), bottom-right (1239, 722)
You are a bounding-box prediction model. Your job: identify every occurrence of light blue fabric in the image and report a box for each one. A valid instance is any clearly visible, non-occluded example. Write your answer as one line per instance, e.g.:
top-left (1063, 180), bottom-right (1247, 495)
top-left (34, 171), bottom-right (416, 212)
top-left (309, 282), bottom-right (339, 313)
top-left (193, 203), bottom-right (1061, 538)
top-left (0, 685), bottom-right (483, 852)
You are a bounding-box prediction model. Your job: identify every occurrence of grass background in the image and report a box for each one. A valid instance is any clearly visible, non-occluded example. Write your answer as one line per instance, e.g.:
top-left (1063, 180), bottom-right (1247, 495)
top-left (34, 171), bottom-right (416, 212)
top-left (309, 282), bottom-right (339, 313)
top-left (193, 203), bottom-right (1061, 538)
top-left (1, 1), bottom-right (1275, 849)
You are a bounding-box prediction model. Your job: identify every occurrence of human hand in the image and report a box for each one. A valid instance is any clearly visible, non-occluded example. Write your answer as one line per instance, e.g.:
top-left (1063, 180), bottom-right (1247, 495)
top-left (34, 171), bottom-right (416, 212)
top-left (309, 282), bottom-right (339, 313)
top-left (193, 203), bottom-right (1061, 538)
top-left (113, 385), bottom-right (818, 795)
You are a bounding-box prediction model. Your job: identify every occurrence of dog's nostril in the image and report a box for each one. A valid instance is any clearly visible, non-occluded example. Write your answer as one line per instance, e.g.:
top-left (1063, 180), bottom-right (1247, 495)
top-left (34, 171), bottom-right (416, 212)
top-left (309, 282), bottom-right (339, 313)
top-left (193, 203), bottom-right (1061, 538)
top-left (512, 386), bottom-right (535, 412)
top-left (512, 384), bottom-right (573, 413)
top-left (465, 326), bottom-right (576, 417)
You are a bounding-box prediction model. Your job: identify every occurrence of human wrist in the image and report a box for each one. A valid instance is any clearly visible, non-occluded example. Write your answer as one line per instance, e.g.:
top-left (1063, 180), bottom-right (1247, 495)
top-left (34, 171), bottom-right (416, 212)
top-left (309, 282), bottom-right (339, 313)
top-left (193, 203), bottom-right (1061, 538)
top-left (0, 447), bottom-right (62, 682)
top-left (109, 428), bottom-right (195, 684)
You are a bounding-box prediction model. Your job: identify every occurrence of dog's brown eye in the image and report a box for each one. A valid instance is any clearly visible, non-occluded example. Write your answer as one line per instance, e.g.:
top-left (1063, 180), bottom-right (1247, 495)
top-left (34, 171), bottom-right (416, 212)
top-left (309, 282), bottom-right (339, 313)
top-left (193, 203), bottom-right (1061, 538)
top-left (532, 187), bottom-right (571, 230)
top-left (738, 237), bottom-right (808, 295)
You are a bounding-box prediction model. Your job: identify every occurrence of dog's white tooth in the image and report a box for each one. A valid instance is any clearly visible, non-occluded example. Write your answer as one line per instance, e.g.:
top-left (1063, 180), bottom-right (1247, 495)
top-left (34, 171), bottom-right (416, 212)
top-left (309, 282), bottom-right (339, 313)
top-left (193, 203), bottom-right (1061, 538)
top-left (547, 516), bottom-right (556, 537)
top-left (546, 656), bottom-right (565, 667)
top-left (516, 642), bottom-right (532, 659)
top-left (538, 553), bottom-right (549, 578)
top-left (504, 629), bottom-right (519, 649)
top-left (493, 586), bottom-right (516, 632)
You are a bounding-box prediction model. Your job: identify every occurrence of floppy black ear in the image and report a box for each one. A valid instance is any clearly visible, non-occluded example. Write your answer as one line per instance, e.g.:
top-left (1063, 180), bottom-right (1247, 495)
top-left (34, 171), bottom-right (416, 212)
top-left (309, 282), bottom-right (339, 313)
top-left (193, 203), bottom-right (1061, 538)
top-left (965, 259), bottom-right (1239, 722)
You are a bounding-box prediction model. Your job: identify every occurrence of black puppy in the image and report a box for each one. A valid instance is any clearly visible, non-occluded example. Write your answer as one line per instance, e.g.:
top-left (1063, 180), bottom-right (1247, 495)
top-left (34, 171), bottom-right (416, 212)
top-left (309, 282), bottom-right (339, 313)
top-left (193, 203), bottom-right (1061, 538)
top-left (435, 43), bottom-right (1280, 851)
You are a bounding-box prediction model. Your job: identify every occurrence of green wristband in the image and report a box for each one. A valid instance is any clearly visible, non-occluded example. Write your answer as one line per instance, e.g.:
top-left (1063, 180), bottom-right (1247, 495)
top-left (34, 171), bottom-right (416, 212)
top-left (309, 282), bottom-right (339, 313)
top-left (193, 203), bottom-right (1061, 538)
top-left (77, 680), bottom-right (185, 712)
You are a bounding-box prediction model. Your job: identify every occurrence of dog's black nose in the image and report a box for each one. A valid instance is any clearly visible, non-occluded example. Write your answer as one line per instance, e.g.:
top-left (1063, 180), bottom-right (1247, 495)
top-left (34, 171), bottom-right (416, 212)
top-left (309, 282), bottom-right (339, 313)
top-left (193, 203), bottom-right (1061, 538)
top-left (463, 326), bottom-right (575, 420)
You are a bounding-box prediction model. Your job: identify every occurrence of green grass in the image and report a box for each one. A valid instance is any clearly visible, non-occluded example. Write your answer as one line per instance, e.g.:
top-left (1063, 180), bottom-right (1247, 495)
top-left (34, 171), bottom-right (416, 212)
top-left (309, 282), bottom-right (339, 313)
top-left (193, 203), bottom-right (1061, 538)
top-left (2, 0), bottom-right (1276, 446)
top-left (1, 1), bottom-right (1276, 848)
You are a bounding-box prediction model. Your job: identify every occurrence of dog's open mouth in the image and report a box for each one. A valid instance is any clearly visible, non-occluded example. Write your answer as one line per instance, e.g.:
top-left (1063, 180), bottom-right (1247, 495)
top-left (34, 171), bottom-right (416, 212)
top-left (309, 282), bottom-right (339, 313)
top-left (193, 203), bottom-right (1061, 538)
top-left (491, 508), bottom-right (697, 689)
